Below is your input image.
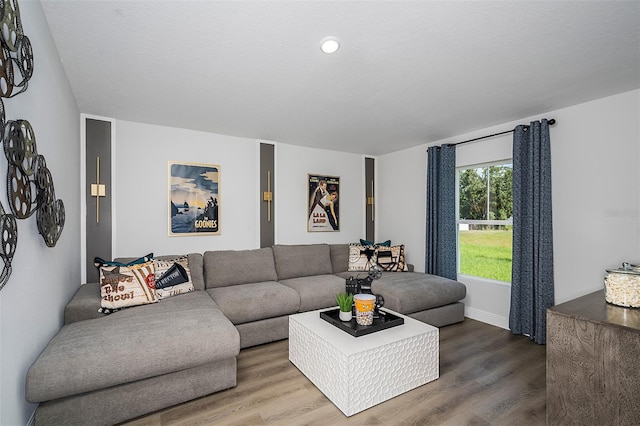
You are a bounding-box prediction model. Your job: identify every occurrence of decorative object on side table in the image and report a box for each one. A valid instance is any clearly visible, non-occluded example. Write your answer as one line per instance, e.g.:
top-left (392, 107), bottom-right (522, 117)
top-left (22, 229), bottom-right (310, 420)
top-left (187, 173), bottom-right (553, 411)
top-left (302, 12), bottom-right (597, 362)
top-left (335, 292), bottom-right (354, 321)
top-left (604, 262), bottom-right (640, 308)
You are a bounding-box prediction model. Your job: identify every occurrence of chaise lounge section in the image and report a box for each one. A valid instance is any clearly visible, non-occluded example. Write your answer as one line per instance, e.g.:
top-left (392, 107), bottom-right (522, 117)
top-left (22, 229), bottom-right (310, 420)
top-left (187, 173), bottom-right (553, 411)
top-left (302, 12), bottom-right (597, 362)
top-left (26, 243), bottom-right (466, 425)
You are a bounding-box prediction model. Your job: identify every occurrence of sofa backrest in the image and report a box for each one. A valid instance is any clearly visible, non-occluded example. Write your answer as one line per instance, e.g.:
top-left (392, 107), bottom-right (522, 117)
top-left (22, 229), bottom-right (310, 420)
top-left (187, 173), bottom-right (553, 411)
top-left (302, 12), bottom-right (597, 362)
top-left (203, 247), bottom-right (278, 288)
top-left (115, 253), bottom-right (205, 291)
top-left (272, 244), bottom-right (333, 280)
top-left (329, 244), bottom-right (349, 273)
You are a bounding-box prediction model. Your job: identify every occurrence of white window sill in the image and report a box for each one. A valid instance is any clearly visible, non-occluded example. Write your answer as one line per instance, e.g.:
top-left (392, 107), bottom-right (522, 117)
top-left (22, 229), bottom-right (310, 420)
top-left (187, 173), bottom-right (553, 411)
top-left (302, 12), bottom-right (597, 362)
top-left (457, 273), bottom-right (512, 288)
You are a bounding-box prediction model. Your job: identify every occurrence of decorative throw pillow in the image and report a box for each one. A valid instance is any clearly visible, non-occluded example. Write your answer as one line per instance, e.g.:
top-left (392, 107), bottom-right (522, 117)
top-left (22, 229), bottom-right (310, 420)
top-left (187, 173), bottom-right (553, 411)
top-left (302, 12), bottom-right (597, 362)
top-left (153, 256), bottom-right (195, 300)
top-left (96, 254), bottom-right (158, 310)
top-left (360, 239), bottom-right (391, 247)
top-left (348, 244), bottom-right (378, 272)
top-left (375, 245), bottom-right (408, 272)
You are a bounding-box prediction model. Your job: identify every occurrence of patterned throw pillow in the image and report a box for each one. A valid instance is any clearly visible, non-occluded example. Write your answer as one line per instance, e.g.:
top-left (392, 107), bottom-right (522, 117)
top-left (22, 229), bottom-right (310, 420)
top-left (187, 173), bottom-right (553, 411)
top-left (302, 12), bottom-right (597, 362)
top-left (375, 245), bottom-right (408, 272)
top-left (96, 254), bottom-right (158, 310)
top-left (348, 244), bottom-right (378, 272)
top-left (153, 256), bottom-right (195, 300)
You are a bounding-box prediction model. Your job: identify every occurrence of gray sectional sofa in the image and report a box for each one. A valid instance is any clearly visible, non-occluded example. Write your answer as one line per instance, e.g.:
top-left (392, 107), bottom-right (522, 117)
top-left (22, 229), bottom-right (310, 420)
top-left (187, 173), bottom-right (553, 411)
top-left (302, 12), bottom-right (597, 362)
top-left (26, 244), bottom-right (466, 425)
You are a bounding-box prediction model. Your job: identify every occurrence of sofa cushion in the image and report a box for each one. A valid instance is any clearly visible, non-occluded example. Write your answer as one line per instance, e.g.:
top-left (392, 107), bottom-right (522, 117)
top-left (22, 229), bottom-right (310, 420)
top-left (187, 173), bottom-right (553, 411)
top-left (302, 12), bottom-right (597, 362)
top-left (207, 281), bottom-right (300, 324)
top-left (26, 291), bottom-right (239, 403)
top-left (116, 253), bottom-right (205, 291)
top-left (203, 248), bottom-right (277, 288)
top-left (329, 244), bottom-right (349, 273)
top-left (272, 244), bottom-right (332, 280)
top-left (279, 274), bottom-right (345, 312)
top-left (371, 272), bottom-right (466, 314)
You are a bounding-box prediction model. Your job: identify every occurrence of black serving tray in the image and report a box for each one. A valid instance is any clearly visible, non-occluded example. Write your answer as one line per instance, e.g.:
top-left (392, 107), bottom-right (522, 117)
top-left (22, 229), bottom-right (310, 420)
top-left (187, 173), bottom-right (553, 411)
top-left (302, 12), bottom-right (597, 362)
top-left (320, 308), bottom-right (404, 337)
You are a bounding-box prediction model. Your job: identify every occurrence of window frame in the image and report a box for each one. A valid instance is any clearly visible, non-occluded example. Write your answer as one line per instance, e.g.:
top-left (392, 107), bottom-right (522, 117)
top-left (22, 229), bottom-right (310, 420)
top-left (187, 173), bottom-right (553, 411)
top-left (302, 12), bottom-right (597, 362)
top-left (455, 159), bottom-right (513, 285)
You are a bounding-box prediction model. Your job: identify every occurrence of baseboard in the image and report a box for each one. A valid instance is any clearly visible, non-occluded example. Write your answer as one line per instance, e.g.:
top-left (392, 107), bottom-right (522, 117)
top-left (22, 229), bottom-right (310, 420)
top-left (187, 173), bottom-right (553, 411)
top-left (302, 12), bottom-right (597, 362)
top-left (464, 306), bottom-right (509, 330)
top-left (26, 408), bottom-right (36, 426)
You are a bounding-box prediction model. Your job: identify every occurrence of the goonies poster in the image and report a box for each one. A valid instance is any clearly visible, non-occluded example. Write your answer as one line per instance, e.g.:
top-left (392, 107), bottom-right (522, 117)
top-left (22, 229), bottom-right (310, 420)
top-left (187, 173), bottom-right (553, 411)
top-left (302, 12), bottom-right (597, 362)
top-left (169, 162), bottom-right (220, 235)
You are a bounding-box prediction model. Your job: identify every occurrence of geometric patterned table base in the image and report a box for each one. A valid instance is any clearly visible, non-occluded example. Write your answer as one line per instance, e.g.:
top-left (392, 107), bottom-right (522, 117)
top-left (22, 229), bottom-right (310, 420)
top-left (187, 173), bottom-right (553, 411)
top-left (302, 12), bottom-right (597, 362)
top-left (289, 308), bottom-right (439, 416)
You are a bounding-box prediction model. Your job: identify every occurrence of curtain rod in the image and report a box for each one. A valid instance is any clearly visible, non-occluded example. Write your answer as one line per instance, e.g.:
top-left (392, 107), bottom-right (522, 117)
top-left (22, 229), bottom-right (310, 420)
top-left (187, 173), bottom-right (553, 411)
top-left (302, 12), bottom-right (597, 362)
top-left (447, 118), bottom-right (556, 148)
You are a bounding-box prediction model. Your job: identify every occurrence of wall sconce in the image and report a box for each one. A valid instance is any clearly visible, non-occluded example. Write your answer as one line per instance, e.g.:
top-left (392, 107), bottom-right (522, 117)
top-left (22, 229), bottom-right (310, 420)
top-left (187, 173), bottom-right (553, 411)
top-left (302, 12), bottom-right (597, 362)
top-left (90, 156), bottom-right (106, 223)
top-left (262, 170), bottom-right (272, 222)
top-left (367, 180), bottom-right (374, 221)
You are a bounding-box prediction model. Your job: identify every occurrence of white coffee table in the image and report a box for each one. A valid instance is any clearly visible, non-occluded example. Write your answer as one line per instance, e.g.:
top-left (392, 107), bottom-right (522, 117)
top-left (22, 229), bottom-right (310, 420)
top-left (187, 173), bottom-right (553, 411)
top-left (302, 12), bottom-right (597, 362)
top-left (289, 308), bottom-right (439, 416)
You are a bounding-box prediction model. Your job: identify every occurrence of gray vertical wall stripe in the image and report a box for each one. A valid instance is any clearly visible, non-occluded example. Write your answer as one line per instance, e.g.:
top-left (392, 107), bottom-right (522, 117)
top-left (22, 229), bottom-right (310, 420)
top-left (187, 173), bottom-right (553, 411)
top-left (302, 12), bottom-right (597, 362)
top-left (509, 119), bottom-right (554, 345)
top-left (365, 157), bottom-right (375, 243)
top-left (260, 143), bottom-right (275, 248)
top-left (425, 144), bottom-right (457, 280)
top-left (86, 119), bottom-right (112, 283)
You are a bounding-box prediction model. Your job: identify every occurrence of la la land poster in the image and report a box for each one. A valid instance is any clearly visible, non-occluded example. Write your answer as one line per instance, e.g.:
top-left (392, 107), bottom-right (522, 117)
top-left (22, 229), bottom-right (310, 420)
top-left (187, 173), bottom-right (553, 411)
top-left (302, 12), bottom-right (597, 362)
top-left (169, 162), bottom-right (220, 235)
top-left (308, 174), bottom-right (339, 232)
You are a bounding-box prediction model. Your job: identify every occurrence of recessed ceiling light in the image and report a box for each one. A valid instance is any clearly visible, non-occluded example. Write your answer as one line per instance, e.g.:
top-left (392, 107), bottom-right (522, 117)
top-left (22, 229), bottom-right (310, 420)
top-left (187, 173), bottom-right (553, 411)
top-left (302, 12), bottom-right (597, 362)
top-left (320, 37), bottom-right (340, 54)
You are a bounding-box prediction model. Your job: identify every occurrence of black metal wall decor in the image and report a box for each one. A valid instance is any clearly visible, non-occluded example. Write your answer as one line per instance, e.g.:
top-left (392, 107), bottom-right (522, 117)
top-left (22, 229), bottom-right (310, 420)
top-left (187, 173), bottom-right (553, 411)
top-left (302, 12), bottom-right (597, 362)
top-left (0, 0), bottom-right (33, 97)
top-left (0, 0), bottom-right (64, 291)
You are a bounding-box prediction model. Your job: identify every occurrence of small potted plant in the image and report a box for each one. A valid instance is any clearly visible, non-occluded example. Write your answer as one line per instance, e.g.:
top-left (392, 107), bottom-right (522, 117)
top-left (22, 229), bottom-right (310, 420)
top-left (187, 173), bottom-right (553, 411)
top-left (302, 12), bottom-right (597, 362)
top-left (336, 292), bottom-right (354, 321)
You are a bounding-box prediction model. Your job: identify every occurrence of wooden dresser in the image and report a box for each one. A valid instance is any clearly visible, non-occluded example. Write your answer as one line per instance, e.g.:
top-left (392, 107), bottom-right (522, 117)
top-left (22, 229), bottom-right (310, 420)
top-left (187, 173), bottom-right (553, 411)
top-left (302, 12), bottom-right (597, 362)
top-left (546, 290), bottom-right (640, 425)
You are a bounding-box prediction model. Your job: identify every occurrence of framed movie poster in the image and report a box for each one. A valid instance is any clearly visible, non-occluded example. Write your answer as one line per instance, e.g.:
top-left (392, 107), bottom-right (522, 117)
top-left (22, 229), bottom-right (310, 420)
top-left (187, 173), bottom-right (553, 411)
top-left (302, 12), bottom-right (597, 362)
top-left (308, 174), bottom-right (340, 232)
top-left (169, 162), bottom-right (220, 236)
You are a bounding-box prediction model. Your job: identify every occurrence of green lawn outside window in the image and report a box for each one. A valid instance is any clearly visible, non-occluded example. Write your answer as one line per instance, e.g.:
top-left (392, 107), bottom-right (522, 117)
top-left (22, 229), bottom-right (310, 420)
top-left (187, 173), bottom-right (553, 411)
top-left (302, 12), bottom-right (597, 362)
top-left (458, 229), bottom-right (512, 282)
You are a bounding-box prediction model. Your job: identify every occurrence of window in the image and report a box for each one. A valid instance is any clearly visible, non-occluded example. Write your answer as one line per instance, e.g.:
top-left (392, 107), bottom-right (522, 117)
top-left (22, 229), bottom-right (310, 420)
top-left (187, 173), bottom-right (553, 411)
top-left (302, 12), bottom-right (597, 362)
top-left (457, 161), bottom-right (513, 283)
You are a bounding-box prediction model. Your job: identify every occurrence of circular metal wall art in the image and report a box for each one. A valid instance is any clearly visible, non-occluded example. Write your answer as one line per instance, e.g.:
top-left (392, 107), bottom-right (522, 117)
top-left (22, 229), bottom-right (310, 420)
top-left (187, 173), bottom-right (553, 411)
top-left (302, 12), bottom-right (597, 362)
top-left (0, 0), bottom-right (32, 98)
top-left (0, 202), bottom-right (17, 291)
top-left (37, 198), bottom-right (65, 248)
top-left (0, 0), bottom-right (63, 292)
top-left (0, 0), bottom-right (23, 52)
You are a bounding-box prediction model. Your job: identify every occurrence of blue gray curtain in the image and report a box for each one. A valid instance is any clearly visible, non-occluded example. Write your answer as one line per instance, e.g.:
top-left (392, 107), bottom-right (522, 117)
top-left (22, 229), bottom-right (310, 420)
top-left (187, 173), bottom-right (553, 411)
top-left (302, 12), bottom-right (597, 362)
top-left (509, 119), bottom-right (554, 344)
top-left (425, 144), bottom-right (456, 280)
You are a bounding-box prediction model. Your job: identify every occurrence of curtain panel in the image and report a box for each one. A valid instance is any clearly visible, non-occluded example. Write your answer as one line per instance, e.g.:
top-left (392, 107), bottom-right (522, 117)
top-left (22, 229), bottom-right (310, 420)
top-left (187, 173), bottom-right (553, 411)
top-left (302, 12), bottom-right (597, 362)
top-left (509, 119), bottom-right (554, 344)
top-left (425, 145), bottom-right (457, 280)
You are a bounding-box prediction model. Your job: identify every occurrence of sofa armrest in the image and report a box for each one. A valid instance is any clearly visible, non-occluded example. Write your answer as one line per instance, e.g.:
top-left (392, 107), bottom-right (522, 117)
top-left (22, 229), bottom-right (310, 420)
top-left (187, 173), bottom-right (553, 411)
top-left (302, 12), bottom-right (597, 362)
top-left (64, 282), bottom-right (103, 324)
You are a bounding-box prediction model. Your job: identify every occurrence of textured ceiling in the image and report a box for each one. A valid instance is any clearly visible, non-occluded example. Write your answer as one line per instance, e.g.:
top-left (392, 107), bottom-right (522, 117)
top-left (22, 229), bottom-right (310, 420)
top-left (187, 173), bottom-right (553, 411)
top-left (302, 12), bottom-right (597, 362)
top-left (41, 1), bottom-right (640, 155)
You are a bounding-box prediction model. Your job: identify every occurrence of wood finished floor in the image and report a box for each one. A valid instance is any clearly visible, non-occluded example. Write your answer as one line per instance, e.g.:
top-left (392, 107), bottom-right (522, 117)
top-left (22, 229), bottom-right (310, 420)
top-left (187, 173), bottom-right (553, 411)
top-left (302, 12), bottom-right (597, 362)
top-left (123, 319), bottom-right (546, 426)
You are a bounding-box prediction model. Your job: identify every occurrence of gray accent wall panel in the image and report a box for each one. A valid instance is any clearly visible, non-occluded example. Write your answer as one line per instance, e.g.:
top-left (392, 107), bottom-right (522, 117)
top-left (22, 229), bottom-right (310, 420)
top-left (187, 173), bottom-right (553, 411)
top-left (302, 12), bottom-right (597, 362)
top-left (365, 157), bottom-right (375, 242)
top-left (85, 119), bottom-right (112, 282)
top-left (260, 143), bottom-right (275, 248)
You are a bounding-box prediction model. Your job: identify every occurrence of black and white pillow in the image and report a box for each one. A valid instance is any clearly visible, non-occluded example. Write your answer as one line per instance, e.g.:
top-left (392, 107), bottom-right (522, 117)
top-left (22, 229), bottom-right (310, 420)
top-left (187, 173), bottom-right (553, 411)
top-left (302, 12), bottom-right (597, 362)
top-left (348, 244), bottom-right (378, 272)
top-left (376, 245), bottom-right (408, 272)
top-left (153, 256), bottom-right (194, 299)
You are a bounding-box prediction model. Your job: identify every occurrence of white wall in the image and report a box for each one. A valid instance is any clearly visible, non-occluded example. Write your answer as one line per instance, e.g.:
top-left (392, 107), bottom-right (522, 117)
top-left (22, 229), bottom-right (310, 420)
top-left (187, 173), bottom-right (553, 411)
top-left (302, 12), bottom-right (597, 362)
top-left (550, 90), bottom-right (639, 303)
top-left (276, 144), bottom-right (364, 244)
top-left (0, 2), bottom-right (80, 425)
top-left (114, 123), bottom-right (366, 257)
top-left (378, 89), bottom-right (640, 328)
top-left (376, 144), bottom-right (427, 267)
top-left (115, 121), bottom-right (260, 256)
